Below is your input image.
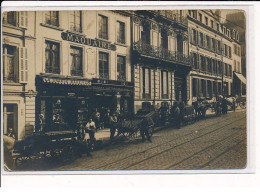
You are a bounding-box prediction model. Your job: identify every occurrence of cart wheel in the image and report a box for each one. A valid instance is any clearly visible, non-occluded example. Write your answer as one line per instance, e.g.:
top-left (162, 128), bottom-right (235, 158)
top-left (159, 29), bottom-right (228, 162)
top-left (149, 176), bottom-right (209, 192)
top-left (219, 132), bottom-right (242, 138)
top-left (63, 145), bottom-right (75, 161)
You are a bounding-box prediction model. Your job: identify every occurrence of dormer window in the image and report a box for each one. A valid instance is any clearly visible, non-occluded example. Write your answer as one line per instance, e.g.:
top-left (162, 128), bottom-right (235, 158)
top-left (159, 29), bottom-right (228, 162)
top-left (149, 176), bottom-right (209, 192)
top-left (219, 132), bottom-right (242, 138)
top-left (217, 23), bottom-right (219, 31)
top-left (199, 13), bottom-right (202, 22)
top-left (205, 16), bottom-right (208, 25)
top-left (211, 20), bottom-right (214, 28)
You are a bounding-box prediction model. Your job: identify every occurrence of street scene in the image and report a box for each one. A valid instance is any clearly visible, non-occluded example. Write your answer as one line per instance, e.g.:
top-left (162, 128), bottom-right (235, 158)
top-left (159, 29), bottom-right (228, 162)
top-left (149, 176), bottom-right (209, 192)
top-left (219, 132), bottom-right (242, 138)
top-left (2, 9), bottom-right (247, 171)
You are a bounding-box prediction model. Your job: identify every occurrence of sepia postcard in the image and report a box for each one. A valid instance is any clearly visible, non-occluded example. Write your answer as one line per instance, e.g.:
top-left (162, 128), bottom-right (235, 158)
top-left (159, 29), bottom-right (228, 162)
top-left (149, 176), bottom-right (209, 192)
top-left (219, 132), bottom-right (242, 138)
top-left (1, 4), bottom-right (250, 174)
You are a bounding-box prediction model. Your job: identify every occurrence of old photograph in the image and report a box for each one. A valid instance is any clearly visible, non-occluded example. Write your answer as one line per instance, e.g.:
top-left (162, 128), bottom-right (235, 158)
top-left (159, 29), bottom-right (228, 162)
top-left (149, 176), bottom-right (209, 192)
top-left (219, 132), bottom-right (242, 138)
top-left (2, 9), bottom-right (247, 172)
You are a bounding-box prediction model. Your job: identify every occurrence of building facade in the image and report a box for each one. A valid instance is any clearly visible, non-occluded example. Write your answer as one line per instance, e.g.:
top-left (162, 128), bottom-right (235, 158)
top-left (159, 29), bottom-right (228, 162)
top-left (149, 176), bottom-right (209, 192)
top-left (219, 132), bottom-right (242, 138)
top-left (130, 10), bottom-right (191, 112)
top-left (34, 10), bottom-right (133, 132)
top-left (187, 10), bottom-right (242, 103)
top-left (3, 11), bottom-right (37, 140)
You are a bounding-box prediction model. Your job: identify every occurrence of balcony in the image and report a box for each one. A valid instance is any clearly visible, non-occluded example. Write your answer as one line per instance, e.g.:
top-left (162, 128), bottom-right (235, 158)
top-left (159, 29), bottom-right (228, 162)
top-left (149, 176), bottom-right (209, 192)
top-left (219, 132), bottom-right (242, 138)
top-left (158, 11), bottom-right (188, 29)
top-left (133, 41), bottom-right (191, 66)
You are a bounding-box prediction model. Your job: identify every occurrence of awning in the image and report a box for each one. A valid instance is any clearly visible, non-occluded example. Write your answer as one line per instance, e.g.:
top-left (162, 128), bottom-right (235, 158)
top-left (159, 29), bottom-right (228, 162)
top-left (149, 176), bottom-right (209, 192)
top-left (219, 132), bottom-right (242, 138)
top-left (234, 72), bottom-right (247, 85)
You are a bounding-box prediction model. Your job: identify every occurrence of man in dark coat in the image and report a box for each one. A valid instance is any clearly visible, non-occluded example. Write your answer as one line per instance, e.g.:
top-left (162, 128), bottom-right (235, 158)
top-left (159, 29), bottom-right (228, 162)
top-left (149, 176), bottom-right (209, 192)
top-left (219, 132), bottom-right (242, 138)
top-left (222, 97), bottom-right (228, 114)
top-left (140, 117), bottom-right (152, 143)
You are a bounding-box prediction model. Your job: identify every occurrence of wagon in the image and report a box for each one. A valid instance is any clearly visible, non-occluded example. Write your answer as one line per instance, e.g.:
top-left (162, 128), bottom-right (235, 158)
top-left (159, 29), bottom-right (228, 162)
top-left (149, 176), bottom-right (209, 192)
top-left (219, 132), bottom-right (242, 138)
top-left (12, 130), bottom-right (84, 169)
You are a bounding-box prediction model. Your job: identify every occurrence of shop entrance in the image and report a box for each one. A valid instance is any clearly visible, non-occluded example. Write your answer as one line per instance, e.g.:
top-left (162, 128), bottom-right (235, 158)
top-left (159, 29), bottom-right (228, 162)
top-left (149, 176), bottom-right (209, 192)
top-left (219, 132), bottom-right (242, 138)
top-left (92, 95), bottom-right (116, 113)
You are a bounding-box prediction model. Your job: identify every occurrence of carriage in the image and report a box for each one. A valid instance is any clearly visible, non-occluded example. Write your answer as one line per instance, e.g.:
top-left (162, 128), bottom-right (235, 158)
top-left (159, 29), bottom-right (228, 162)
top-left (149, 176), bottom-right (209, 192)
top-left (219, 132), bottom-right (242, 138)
top-left (11, 130), bottom-right (90, 169)
top-left (115, 102), bottom-right (158, 138)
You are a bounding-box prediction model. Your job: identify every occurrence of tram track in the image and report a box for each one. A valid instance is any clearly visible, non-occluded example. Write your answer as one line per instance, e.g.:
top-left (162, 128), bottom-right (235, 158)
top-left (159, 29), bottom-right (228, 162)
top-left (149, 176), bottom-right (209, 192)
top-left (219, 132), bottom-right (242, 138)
top-left (166, 128), bottom-right (246, 169)
top-left (123, 121), bottom-right (245, 170)
top-left (95, 114), bottom-right (246, 170)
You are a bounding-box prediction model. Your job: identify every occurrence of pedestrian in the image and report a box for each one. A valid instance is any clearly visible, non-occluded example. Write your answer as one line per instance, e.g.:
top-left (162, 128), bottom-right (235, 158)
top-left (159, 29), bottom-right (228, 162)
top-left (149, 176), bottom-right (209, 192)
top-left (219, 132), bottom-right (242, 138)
top-left (92, 108), bottom-right (101, 132)
top-left (232, 97), bottom-right (236, 112)
top-left (222, 97), bottom-right (228, 114)
top-left (140, 117), bottom-right (152, 143)
top-left (100, 106), bottom-right (106, 129)
top-left (85, 118), bottom-right (96, 146)
top-left (109, 113), bottom-right (118, 142)
top-left (172, 102), bottom-right (181, 129)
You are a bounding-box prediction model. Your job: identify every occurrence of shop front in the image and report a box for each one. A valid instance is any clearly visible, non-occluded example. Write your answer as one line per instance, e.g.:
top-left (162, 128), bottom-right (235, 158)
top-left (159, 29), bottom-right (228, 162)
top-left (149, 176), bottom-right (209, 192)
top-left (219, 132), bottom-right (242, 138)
top-left (36, 75), bottom-right (134, 132)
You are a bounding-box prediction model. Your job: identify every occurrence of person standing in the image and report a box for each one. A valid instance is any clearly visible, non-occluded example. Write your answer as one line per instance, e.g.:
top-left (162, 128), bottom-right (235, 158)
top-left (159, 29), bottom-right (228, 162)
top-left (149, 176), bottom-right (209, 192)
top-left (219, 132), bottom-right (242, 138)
top-left (92, 108), bottom-right (100, 132)
top-left (85, 118), bottom-right (96, 145)
top-left (140, 117), bottom-right (152, 143)
top-left (172, 102), bottom-right (181, 129)
top-left (222, 97), bottom-right (228, 114)
top-left (109, 113), bottom-right (118, 142)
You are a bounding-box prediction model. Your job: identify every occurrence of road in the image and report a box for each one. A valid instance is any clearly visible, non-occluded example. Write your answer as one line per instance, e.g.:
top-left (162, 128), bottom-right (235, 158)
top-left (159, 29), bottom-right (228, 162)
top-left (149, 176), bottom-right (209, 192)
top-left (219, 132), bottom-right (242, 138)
top-left (48, 110), bottom-right (246, 171)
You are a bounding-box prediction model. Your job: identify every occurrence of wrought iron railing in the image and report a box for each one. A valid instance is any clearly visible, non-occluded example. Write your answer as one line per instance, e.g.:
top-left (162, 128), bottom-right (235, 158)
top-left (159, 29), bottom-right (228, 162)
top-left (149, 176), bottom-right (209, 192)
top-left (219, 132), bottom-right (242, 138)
top-left (158, 11), bottom-right (188, 27)
top-left (133, 41), bottom-right (191, 66)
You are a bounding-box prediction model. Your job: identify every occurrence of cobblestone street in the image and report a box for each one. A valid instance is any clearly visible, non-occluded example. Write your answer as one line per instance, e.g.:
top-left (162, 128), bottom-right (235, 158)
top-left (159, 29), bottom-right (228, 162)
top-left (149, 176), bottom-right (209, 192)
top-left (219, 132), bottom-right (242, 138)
top-left (41, 110), bottom-right (245, 171)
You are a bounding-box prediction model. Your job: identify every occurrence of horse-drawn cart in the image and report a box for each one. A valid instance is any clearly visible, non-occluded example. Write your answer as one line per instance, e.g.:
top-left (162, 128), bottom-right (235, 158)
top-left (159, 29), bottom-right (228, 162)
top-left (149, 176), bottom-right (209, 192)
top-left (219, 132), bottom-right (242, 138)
top-left (12, 130), bottom-right (85, 169)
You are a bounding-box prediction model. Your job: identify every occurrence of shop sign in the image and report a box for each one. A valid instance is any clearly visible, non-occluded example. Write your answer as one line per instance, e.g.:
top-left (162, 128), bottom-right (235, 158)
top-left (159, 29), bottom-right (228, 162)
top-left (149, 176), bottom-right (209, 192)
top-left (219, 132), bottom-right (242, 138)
top-left (61, 32), bottom-right (116, 51)
top-left (43, 77), bottom-right (92, 86)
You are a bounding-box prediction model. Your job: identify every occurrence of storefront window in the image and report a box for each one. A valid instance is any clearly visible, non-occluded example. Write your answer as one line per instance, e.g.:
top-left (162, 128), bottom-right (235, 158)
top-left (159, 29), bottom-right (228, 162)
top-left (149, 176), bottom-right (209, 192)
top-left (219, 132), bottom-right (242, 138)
top-left (161, 71), bottom-right (168, 99)
top-left (3, 11), bottom-right (17, 26)
top-left (70, 11), bottom-right (82, 33)
top-left (3, 104), bottom-right (17, 139)
top-left (45, 11), bottom-right (59, 26)
top-left (142, 67), bottom-right (151, 99)
top-left (98, 15), bottom-right (108, 40)
top-left (70, 46), bottom-right (83, 76)
top-left (3, 45), bottom-right (18, 83)
top-left (116, 21), bottom-right (125, 44)
top-left (99, 52), bottom-right (109, 79)
top-left (45, 40), bottom-right (60, 74)
top-left (117, 55), bottom-right (126, 81)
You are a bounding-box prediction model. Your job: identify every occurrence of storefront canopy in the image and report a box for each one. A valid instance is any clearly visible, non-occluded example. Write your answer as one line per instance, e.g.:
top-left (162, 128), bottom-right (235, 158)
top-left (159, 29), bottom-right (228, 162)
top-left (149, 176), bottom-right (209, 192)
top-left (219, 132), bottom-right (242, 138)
top-left (234, 72), bottom-right (247, 85)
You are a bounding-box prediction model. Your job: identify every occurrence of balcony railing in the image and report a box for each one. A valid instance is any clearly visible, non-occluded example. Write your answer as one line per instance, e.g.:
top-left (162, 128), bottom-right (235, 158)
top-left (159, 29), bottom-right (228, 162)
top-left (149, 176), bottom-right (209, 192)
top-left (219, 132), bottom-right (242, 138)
top-left (133, 41), bottom-right (191, 66)
top-left (158, 11), bottom-right (188, 27)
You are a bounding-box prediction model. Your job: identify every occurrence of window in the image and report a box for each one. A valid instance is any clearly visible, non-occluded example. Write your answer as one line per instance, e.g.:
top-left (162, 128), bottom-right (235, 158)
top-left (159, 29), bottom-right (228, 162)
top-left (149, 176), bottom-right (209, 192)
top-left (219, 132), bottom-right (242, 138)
top-left (70, 46), bottom-right (83, 76)
top-left (211, 20), bottom-right (214, 28)
top-left (207, 58), bottom-right (212, 73)
top-left (70, 11), bottom-right (82, 32)
top-left (224, 44), bottom-right (228, 56)
top-left (217, 23), bottom-right (220, 31)
top-left (3, 11), bottom-right (17, 26)
top-left (161, 71), bottom-right (168, 99)
top-left (142, 68), bottom-right (151, 98)
top-left (192, 10), bottom-right (197, 19)
top-left (206, 35), bottom-right (210, 49)
top-left (205, 17), bottom-right (208, 25)
top-left (224, 63), bottom-right (228, 76)
top-left (116, 21), bottom-right (125, 44)
top-left (3, 45), bottom-right (18, 82)
top-left (192, 78), bottom-right (198, 97)
top-left (45, 11), bottom-right (59, 26)
top-left (234, 60), bottom-right (237, 72)
top-left (227, 30), bottom-right (230, 37)
top-left (199, 13), bottom-right (202, 22)
top-left (99, 52), bottom-right (109, 79)
top-left (234, 44), bottom-right (237, 55)
top-left (45, 41), bottom-right (60, 74)
top-left (192, 53), bottom-right (198, 69)
top-left (192, 29), bottom-right (197, 44)
top-left (228, 46), bottom-right (232, 58)
top-left (98, 15), bottom-right (108, 40)
top-left (223, 27), bottom-right (226, 34)
top-left (117, 55), bottom-right (126, 81)
top-left (212, 38), bottom-right (216, 51)
top-left (3, 104), bottom-right (18, 140)
top-left (229, 65), bottom-right (232, 77)
top-left (199, 32), bottom-right (204, 46)
top-left (217, 40), bottom-right (221, 53)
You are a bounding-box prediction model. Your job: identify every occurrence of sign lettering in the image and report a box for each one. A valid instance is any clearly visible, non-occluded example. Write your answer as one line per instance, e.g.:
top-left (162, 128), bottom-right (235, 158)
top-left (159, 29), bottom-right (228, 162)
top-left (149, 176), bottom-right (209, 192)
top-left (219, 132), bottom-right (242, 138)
top-left (61, 32), bottom-right (116, 51)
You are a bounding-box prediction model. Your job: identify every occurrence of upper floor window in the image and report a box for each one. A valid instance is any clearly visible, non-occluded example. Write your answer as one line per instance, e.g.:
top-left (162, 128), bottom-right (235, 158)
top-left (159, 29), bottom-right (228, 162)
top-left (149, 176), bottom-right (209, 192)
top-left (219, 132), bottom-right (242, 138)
top-left (45, 40), bottom-right (60, 74)
top-left (192, 29), bottom-right (197, 44)
top-left (205, 16), bottom-right (208, 25)
top-left (3, 45), bottom-right (18, 82)
top-left (217, 23), bottom-right (220, 31)
top-left (116, 21), bottom-right (125, 44)
top-left (228, 46), bottom-right (232, 58)
top-left (70, 11), bottom-right (82, 33)
top-left (3, 11), bottom-right (17, 26)
top-left (227, 30), bottom-right (230, 37)
top-left (210, 20), bottom-right (214, 28)
top-left (199, 13), bottom-right (202, 22)
top-left (70, 46), bottom-right (83, 76)
top-left (117, 55), bottom-right (126, 81)
top-left (199, 32), bottom-right (204, 47)
top-left (223, 26), bottom-right (226, 34)
top-left (99, 52), bottom-right (109, 79)
top-left (217, 40), bottom-right (221, 53)
top-left (98, 15), bottom-right (108, 40)
top-left (45, 11), bottom-right (59, 26)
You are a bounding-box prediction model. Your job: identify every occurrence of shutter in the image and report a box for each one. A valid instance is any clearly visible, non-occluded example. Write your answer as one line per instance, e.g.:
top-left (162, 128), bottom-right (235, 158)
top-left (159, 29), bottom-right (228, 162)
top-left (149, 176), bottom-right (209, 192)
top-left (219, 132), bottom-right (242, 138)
top-left (19, 47), bottom-right (28, 83)
top-left (19, 11), bottom-right (28, 28)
